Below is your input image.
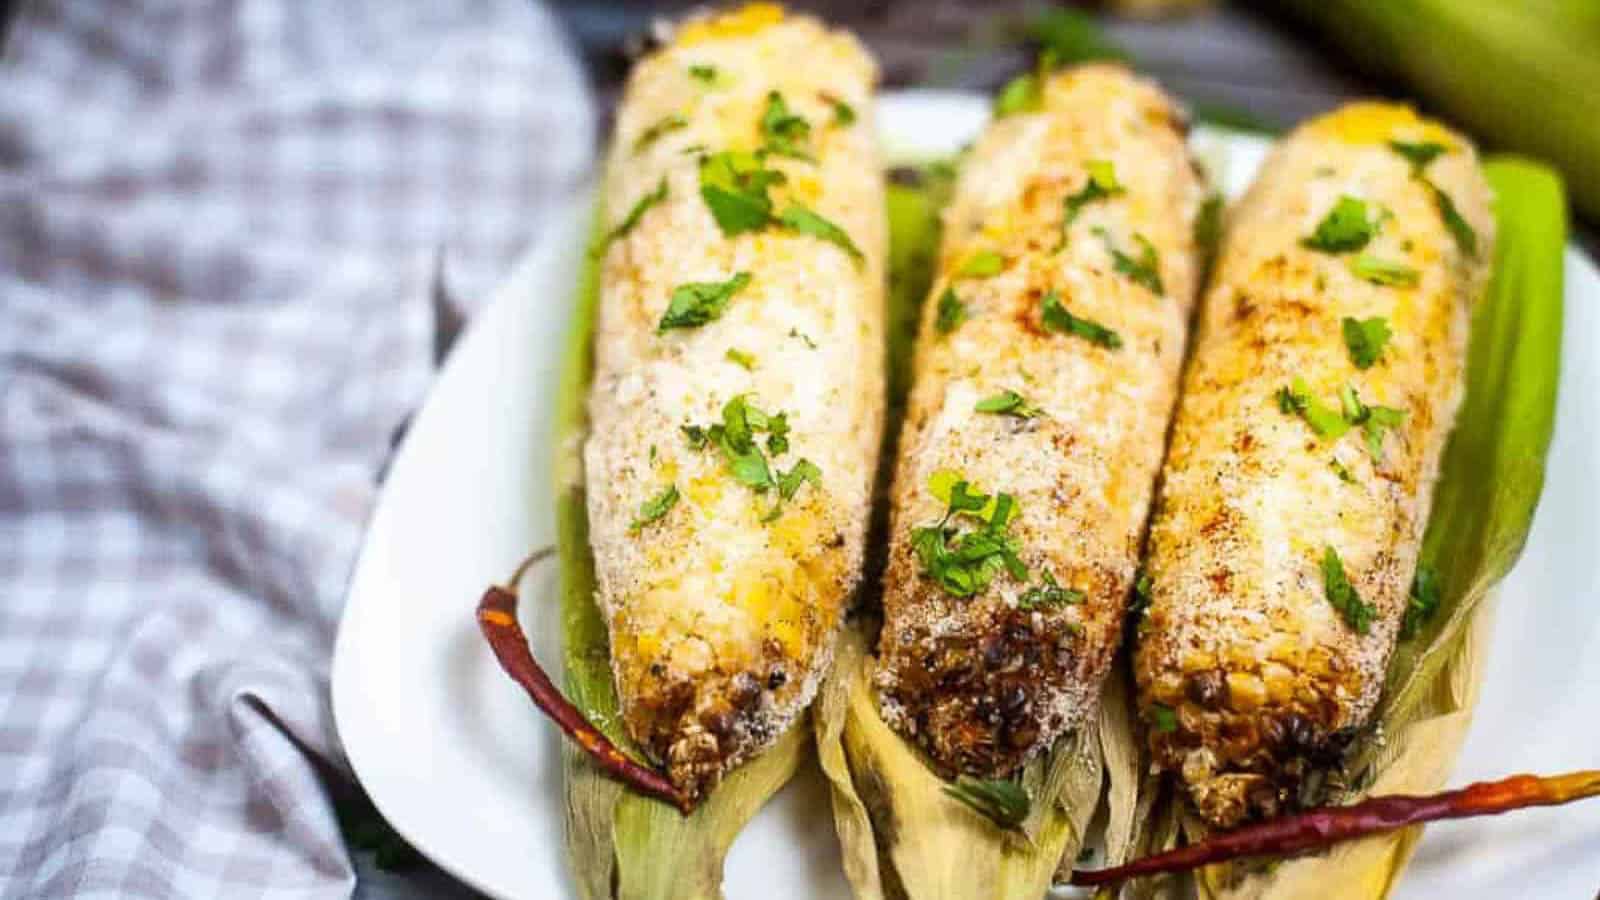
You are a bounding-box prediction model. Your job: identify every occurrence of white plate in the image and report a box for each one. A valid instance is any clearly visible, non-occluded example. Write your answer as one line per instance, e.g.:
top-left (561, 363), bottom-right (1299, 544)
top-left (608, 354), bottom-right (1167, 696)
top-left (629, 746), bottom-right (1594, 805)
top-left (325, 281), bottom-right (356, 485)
top-left (332, 90), bottom-right (1600, 899)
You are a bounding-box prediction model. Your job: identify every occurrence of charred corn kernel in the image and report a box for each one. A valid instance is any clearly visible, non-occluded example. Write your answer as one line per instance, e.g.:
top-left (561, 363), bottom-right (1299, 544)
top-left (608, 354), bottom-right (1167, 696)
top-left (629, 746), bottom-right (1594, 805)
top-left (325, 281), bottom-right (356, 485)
top-left (1134, 102), bottom-right (1494, 827)
top-left (873, 65), bottom-right (1204, 777)
top-left (585, 8), bottom-right (886, 800)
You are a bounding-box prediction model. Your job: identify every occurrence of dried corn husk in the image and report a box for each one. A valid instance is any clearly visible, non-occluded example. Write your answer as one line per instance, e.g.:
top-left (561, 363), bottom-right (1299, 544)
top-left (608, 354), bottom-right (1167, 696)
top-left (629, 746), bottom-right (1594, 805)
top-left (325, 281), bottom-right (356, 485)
top-left (1108, 157), bottom-right (1566, 899)
top-left (552, 202), bottom-right (810, 900)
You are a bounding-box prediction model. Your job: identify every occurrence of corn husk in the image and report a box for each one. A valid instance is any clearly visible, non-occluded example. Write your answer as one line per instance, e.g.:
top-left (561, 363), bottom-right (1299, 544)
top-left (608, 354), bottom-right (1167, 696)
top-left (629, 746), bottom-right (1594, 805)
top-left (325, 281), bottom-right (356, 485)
top-left (1274, 0), bottom-right (1600, 220)
top-left (1110, 157), bottom-right (1567, 899)
top-left (552, 202), bottom-right (810, 900)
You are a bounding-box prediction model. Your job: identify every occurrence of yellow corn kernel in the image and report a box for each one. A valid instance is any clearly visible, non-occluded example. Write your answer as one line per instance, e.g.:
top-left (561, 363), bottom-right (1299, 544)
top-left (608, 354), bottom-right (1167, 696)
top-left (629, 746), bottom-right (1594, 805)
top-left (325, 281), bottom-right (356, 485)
top-left (1226, 672), bottom-right (1268, 712)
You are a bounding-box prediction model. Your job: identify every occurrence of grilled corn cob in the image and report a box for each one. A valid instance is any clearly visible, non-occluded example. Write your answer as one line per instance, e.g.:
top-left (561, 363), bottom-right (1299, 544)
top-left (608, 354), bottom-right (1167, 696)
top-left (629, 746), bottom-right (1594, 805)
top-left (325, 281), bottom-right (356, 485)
top-left (584, 4), bottom-right (886, 801)
top-left (1133, 103), bottom-right (1496, 827)
top-left (874, 65), bottom-right (1204, 776)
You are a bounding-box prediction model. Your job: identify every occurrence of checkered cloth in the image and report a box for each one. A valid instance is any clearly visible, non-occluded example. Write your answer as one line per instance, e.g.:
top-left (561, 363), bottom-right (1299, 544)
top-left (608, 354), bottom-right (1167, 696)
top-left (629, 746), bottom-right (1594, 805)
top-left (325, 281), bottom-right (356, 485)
top-left (0, 1), bottom-right (593, 895)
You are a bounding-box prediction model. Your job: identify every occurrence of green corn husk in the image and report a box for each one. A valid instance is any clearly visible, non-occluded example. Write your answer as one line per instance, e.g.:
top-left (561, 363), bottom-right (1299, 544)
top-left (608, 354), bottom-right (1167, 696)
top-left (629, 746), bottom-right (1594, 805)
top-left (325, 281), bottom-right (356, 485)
top-left (1272, 0), bottom-right (1600, 220)
top-left (1114, 157), bottom-right (1567, 899)
top-left (552, 203), bottom-right (809, 900)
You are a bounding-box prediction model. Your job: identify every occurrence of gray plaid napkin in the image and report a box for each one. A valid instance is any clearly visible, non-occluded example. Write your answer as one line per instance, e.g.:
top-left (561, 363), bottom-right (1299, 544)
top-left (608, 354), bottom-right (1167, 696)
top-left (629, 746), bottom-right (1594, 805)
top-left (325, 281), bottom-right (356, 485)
top-left (0, 1), bottom-right (593, 895)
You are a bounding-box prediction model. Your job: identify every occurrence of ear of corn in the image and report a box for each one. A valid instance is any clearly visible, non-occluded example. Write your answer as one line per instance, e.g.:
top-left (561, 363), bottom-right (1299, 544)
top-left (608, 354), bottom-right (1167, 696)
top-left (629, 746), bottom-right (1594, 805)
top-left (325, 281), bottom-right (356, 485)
top-left (555, 202), bottom-right (809, 900)
top-left (1113, 157), bottom-right (1565, 898)
top-left (816, 164), bottom-right (1142, 899)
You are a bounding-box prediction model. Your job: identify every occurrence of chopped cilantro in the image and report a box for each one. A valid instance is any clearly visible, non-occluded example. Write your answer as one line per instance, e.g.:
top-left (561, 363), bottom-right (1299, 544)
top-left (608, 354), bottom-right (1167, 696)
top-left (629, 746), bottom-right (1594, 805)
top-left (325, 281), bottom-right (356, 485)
top-left (1060, 161), bottom-right (1124, 245)
top-left (993, 73), bottom-right (1042, 118)
top-left (911, 474), bottom-right (1027, 599)
top-left (1401, 563), bottom-right (1442, 639)
top-left (687, 64), bottom-right (719, 84)
top-left (777, 203), bottom-right (862, 264)
top-left (699, 151), bottom-right (784, 236)
top-left (1041, 290), bottom-right (1121, 349)
top-left (1094, 228), bottom-right (1164, 295)
top-left (1302, 195), bottom-right (1378, 254)
top-left (1330, 458), bottom-right (1356, 483)
top-left (1320, 545), bottom-right (1376, 634)
top-left (682, 395), bottom-right (818, 520)
top-left (1127, 569), bottom-right (1154, 635)
top-left (935, 287), bottom-right (967, 335)
top-left (725, 347), bottom-right (755, 370)
top-left (1341, 315), bottom-right (1393, 369)
top-left (974, 389), bottom-right (1041, 418)
top-left (1276, 377), bottom-right (1352, 439)
top-left (1388, 140), bottom-right (1448, 174)
top-left (823, 92), bottom-right (856, 127)
top-left (943, 776), bottom-right (1029, 829)
top-left (629, 484), bottom-right (679, 533)
top-left (603, 178), bottom-right (669, 247)
top-left (760, 91), bottom-right (813, 161)
top-left (788, 327), bottom-right (818, 349)
top-left (958, 250), bottom-right (1005, 279)
top-left (1350, 254), bottom-right (1420, 288)
top-left (1336, 385), bottom-right (1406, 460)
top-left (633, 114), bottom-right (687, 153)
top-left (1427, 181), bottom-right (1478, 258)
top-left (657, 271), bottom-right (752, 332)
top-left (1018, 569), bottom-right (1083, 610)
top-left (1148, 703), bottom-right (1178, 733)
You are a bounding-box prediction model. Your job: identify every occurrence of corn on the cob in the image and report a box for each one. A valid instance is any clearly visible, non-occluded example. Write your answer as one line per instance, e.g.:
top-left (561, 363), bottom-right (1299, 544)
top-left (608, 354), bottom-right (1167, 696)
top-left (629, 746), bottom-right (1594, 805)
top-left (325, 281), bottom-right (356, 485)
top-left (583, 4), bottom-right (886, 801)
top-left (874, 64), bottom-right (1204, 777)
top-left (1133, 103), bottom-right (1495, 828)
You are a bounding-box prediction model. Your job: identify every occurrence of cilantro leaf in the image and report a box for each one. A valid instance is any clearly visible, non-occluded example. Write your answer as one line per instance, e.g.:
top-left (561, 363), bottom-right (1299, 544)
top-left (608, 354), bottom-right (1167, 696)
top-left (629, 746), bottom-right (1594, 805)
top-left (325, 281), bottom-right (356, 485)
top-left (1302, 195), bottom-right (1378, 254)
top-left (822, 92), bottom-right (855, 127)
top-left (776, 458), bottom-right (821, 501)
top-left (943, 777), bottom-right (1030, 829)
top-left (958, 250), bottom-right (1005, 279)
top-left (629, 484), bottom-right (680, 533)
top-left (994, 73), bottom-right (1042, 118)
top-left (1401, 562), bottom-right (1442, 639)
top-left (1330, 458), bottom-right (1356, 483)
top-left (699, 151), bottom-right (783, 236)
top-left (1094, 228), bottom-right (1164, 295)
top-left (1388, 140), bottom-right (1448, 174)
top-left (725, 347), bottom-right (755, 370)
top-left (1427, 180), bottom-right (1478, 258)
top-left (634, 114), bottom-right (687, 153)
top-left (974, 389), bottom-right (1041, 418)
top-left (1361, 403), bottom-right (1406, 461)
top-left (912, 475), bottom-right (1028, 599)
top-left (1320, 545), bottom-right (1376, 634)
top-left (1060, 161), bottom-right (1124, 245)
top-left (1341, 315), bottom-right (1393, 369)
top-left (760, 91), bottom-right (813, 161)
top-left (657, 271), bottom-right (752, 332)
top-left (1276, 377), bottom-right (1352, 439)
top-left (1147, 703), bottom-right (1178, 733)
top-left (603, 178), bottom-right (669, 248)
top-left (1017, 569), bottom-right (1083, 610)
top-left (687, 64), bottom-right (719, 84)
top-left (1350, 254), bottom-right (1419, 288)
top-left (936, 287), bottom-right (967, 335)
top-left (1041, 290), bottom-right (1121, 349)
top-left (777, 203), bottom-right (863, 263)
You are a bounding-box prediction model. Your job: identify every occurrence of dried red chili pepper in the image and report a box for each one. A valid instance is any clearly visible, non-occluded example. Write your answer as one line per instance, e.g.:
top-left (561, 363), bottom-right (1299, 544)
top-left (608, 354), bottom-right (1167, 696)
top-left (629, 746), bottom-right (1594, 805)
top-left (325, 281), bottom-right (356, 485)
top-left (475, 548), bottom-right (693, 815)
top-left (1071, 769), bottom-right (1600, 886)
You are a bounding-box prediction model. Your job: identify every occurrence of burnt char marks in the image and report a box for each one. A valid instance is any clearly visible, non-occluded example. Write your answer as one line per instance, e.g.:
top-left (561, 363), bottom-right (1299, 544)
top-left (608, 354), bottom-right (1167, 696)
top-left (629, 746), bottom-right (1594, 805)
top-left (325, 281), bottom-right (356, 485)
top-left (880, 606), bottom-right (1077, 777)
